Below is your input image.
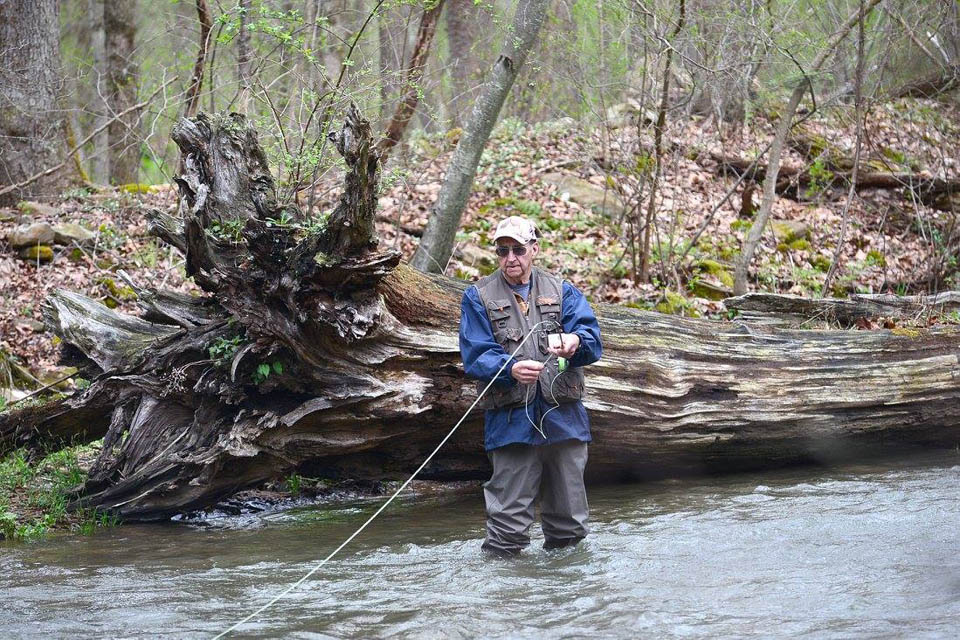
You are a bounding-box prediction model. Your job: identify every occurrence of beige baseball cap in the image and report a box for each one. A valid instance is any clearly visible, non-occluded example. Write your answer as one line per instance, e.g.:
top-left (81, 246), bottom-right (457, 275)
top-left (492, 216), bottom-right (540, 244)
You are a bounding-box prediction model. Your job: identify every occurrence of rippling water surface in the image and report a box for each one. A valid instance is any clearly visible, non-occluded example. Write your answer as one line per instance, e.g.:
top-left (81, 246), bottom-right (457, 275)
top-left (3, 451), bottom-right (960, 639)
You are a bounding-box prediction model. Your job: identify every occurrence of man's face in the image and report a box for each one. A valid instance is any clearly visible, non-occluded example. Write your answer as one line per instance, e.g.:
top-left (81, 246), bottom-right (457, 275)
top-left (496, 237), bottom-right (538, 284)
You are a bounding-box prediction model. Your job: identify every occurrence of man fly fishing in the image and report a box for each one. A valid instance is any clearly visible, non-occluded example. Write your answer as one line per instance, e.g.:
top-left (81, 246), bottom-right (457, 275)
top-left (459, 215), bottom-right (603, 556)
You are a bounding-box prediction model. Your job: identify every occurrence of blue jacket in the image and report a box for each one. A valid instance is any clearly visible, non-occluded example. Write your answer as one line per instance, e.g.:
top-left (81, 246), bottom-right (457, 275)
top-left (460, 280), bottom-right (602, 451)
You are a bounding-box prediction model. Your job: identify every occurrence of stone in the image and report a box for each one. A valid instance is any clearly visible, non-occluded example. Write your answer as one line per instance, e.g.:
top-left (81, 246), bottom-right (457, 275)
top-left (7, 222), bottom-right (55, 248)
top-left (16, 318), bottom-right (45, 333)
top-left (18, 245), bottom-right (54, 262)
top-left (53, 222), bottom-right (96, 246)
top-left (16, 201), bottom-right (57, 216)
top-left (689, 279), bottom-right (733, 301)
top-left (456, 244), bottom-right (497, 275)
top-left (694, 258), bottom-right (735, 288)
top-left (605, 102), bottom-right (657, 128)
top-left (542, 172), bottom-right (625, 218)
top-left (771, 220), bottom-right (810, 244)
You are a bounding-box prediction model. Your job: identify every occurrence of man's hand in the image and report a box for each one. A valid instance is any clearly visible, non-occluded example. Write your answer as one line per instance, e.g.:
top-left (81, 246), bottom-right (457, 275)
top-left (547, 333), bottom-right (580, 358)
top-left (511, 359), bottom-right (544, 384)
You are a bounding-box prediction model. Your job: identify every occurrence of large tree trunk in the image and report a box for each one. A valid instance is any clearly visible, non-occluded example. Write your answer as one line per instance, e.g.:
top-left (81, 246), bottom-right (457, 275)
top-left (410, 0), bottom-right (552, 274)
top-left (105, 0), bottom-right (140, 185)
top-left (2, 108), bottom-right (960, 523)
top-left (0, 0), bottom-right (65, 205)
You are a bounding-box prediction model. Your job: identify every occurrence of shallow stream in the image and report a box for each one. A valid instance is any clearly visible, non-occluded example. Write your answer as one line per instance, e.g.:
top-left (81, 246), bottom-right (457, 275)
top-left (2, 450), bottom-right (959, 638)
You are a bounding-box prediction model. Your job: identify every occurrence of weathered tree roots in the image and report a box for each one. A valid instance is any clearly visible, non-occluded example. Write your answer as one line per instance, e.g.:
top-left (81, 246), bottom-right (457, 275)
top-left (2, 108), bottom-right (960, 522)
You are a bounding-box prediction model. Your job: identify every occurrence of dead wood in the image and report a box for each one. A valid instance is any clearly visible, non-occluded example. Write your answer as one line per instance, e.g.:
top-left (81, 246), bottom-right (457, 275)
top-left (709, 152), bottom-right (960, 209)
top-left (890, 65), bottom-right (960, 100)
top-left (724, 291), bottom-right (960, 327)
top-left (3, 108), bottom-right (960, 522)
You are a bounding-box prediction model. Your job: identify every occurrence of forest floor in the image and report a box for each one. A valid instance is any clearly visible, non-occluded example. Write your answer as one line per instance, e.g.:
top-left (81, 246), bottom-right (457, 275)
top-left (1, 96), bottom-right (958, 536)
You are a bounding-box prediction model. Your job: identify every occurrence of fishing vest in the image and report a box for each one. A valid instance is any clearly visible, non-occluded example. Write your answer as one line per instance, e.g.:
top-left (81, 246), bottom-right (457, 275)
top-left (473, 267), bottom-right (586, 410)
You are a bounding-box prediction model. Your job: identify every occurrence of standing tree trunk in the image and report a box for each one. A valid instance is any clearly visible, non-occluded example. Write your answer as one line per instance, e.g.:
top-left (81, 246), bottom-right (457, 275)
top-left (87, 0), bottom-right (110, 184)
top-left (410, 0), bottom-right (552, 274)
top-left (378, 0), bottom-right (445, 165)
top-left (0, 0), bottom-right (65, 205)
top-left (236, 0), bottom-right (253, 113)
top-left (733, 0), bottom-right (883, 295)
top-left (444, 0), bottom-right (482, 128)
top-left (105, 0), bottom-right (140, 185)
top-left (184, 0), bottom-right (211, 119)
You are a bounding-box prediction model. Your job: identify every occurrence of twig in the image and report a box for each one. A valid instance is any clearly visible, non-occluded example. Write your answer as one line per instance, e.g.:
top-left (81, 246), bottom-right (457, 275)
top-left (5, 372), bottom-right (79, 409)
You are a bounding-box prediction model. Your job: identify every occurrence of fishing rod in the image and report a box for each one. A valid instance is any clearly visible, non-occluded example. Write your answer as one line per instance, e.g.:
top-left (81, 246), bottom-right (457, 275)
top-left (214, 319), bottom-right (561, 638)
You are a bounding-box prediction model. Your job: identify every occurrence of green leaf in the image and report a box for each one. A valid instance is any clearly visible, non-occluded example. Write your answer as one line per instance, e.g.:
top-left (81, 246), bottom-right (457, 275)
top-left (257, 363), bottom-right (271, 378)
top-left (271, 361), bottom-right (284, 375)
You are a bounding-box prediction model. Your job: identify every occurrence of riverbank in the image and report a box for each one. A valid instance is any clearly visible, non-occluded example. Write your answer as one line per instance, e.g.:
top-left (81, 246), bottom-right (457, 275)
top-left (0, 441), bottom-right (115, 541)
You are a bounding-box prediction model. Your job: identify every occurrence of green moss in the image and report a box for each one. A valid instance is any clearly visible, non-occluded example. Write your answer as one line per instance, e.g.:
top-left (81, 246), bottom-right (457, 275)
top-left (694, 259), bottom-right (734, 287)
top-left (880, 147), bottom-right (908, 165)
top-left (866, 250), bottom-right (886, 267)
top-left (97, 276), bottom-right (136, 302)
top-left (779, 238), bottom-right (812, 253)
top-left (730, 219), bottom-right (752, 232)
top-left (811, 254), bottom-right (832, 272)
top-left (120, 183), bottom-right (153, 194)
top-left (891, 327), bottom-right (924, 338)
top-left (18, 246), bottom-right (54, 262)
top-left (771, 221), bottom-right (810, 244)
top-left (655, 291), bottom-right (700, 317)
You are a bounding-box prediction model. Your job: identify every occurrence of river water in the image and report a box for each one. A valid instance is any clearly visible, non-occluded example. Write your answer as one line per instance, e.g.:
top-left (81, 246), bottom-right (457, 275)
top-left (2, 450), bottom-right (959, 639)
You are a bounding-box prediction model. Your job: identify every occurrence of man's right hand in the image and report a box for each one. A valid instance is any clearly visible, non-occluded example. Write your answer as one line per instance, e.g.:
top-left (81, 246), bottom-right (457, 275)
top-left (511, 359), bottom-right (544, 384)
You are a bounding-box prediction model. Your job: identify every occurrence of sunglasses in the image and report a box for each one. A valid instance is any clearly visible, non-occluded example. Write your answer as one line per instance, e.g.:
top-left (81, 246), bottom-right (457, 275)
top-left (495, 243), bottom-right (532, 258)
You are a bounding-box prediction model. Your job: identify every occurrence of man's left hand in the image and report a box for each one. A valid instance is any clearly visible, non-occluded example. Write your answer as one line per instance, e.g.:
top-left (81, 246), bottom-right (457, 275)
top-left (547, 333), bottom-right (580, 358)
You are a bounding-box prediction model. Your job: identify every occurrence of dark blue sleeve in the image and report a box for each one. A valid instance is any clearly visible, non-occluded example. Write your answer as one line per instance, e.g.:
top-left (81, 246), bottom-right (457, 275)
top-left (459, 286), bottom-right (518, 388)
top-left (562, 281), bottom-right (602, 368)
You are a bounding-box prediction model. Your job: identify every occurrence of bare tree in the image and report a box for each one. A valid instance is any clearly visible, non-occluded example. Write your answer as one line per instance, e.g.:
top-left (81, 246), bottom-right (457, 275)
top-left (378, 0), bottom-right (445, 164)
top-left (184, 0), bottom-right (212, 118)
top-left (0, 0), bottom-right (65, 204)
top-left (411, 0), bottom-right (552, 274)
top-left (733, 0), bottom-right (884, 295)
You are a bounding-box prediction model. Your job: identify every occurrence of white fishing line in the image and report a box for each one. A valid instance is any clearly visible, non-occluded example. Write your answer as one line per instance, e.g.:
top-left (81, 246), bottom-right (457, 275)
top-left (214, 320), bottom-right (556, 638)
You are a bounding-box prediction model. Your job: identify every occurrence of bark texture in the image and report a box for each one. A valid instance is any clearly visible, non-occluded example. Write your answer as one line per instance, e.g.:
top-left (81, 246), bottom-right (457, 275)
top-left (2, 108), bottom-right (960, 523)
top-left (105, 0), bottom-right (139, 184)
top-left (0, 0), bottom-right (65, 204)
top-left (410, 0), bottom-right (551, 274)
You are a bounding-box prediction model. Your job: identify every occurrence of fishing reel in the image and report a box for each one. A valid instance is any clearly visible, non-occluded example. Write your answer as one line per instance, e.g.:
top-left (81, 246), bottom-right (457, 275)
top-left (542, 321), bottom-right (569, 372)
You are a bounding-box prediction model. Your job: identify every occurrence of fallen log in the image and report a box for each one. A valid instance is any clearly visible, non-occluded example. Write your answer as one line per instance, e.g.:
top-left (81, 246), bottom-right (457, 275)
top-left (709, 152), bottom-right (960, 209)
top-left (3, 108), bottom-right (960, 522)
top-left (724, 291), bottom-right (960, 327)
